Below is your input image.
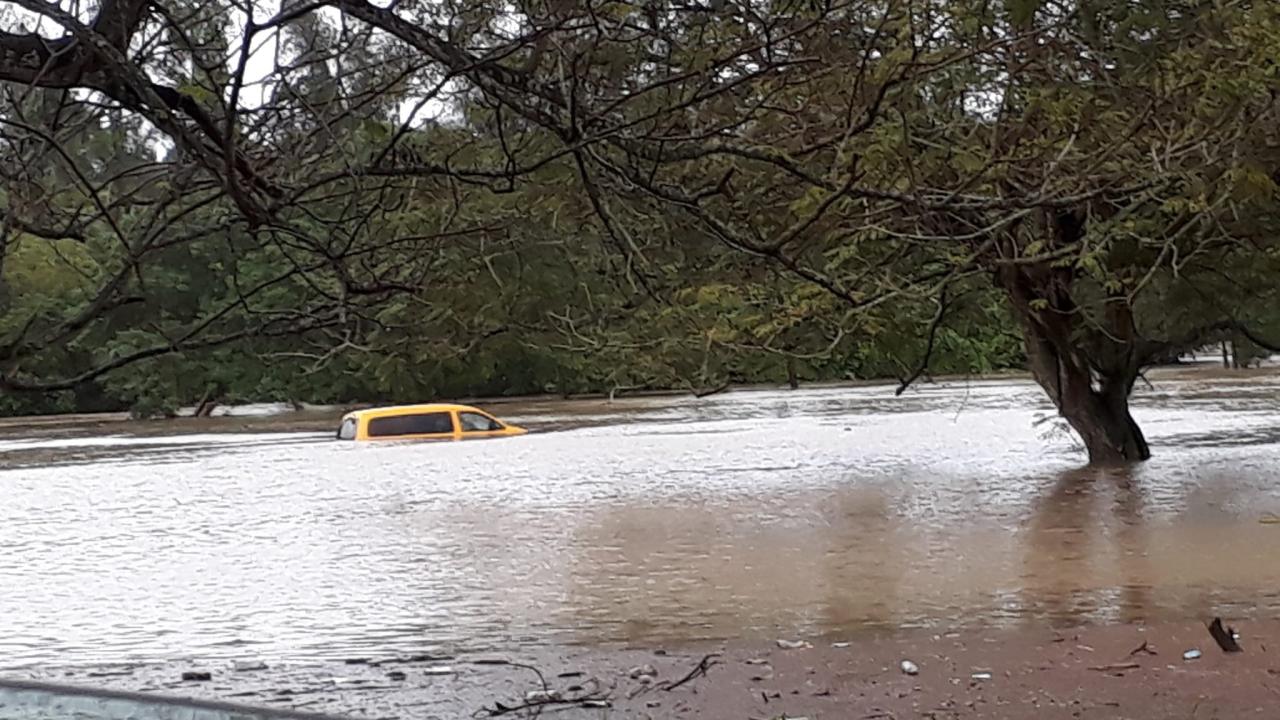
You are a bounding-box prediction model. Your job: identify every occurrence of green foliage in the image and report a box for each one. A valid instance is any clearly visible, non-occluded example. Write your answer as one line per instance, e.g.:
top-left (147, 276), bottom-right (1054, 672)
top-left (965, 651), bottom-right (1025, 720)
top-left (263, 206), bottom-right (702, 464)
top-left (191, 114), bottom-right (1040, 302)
top-left (6, 0), bottom-right (1280, 422)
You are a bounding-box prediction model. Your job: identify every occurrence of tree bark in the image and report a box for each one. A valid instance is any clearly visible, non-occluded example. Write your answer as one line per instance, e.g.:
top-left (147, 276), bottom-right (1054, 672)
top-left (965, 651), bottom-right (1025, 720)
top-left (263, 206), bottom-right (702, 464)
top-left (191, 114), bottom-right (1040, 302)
top-left (998, 259), bottom-right (1150, 465)
top-left (1019, 320), bottom-right (1151, 464)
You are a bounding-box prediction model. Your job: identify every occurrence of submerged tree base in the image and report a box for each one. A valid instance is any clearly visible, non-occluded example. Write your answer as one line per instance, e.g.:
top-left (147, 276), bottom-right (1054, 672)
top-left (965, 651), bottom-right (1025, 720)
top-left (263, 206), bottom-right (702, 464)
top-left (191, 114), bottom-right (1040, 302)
top-left (1056, 387), bottom-right (1152, 465)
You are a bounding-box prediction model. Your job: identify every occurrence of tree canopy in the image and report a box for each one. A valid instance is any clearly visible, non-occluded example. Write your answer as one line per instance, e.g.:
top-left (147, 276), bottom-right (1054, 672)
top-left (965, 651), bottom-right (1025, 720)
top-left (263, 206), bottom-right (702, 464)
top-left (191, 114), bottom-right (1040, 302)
top-left (2, 0), bottom-right (1278, 462)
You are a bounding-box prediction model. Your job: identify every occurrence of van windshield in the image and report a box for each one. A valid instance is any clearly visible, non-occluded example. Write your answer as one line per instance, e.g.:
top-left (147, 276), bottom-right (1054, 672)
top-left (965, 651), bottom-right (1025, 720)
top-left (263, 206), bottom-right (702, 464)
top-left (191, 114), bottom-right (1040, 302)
top-left (336, 417), bottom-right (357, 440)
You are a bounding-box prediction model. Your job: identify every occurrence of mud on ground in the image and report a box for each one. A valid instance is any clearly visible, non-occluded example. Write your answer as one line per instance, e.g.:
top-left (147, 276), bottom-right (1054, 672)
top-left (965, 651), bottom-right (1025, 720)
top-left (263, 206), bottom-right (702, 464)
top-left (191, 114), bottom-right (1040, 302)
top-left (11, 620), bottom-right (1280, 719)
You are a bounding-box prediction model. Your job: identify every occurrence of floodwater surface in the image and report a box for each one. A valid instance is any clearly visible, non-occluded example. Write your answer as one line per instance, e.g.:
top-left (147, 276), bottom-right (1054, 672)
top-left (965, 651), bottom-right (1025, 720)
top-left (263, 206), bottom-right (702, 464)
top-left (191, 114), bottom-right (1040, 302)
top-left (2, 369), bottom-right (1280, 669)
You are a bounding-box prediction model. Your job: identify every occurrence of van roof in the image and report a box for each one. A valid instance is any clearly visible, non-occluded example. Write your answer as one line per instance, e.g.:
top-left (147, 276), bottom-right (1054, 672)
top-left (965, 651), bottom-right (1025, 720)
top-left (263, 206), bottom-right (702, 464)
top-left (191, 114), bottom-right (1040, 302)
top-left (344, 403), bottom-right (486, 419)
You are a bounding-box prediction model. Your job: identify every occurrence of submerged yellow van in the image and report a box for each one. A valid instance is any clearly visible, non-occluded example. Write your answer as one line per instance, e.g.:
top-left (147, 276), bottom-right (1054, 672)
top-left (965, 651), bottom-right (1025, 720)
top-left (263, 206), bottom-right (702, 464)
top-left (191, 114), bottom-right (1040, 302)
top-left (335, 403), bottom-right (527, 441)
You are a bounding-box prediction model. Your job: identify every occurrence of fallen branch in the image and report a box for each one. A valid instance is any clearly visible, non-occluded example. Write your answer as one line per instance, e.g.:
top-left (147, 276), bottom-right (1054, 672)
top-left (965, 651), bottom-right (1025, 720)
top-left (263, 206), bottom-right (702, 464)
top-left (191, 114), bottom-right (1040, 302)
top-left (470, 659), bottom-right (549, 692)
top-left (692, 381), bottom-right (732, 398)
top-left (471, 659), bottom-right (610, 717)
top-left (659, 653), bottom-right (721, 692)
top-left (476, 696), bottom-right (610, 717)
top-left (1128, 641), bottom-right (1157, 657)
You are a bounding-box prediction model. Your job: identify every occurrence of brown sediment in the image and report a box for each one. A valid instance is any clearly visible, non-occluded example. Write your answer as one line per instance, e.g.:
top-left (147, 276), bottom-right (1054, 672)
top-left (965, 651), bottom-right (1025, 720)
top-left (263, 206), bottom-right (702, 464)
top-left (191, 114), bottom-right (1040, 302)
top-left (15, 620), bottom-right (1280, 719)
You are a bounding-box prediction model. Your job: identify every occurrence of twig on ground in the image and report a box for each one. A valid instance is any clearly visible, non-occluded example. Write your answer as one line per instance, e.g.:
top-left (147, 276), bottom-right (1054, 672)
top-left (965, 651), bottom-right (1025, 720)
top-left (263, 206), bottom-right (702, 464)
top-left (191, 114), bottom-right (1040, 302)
top-left (659, 653), bottom-right (722, 692)
top-left (471, 659), bottom-right (549, 692)
top-left (1087, 662), bottom-right (1141, 672)
top-left (1128, 641), bottom-right (1157, 656)
top-left (472, 659), bottom-right (610, 717)
top-left (476, 696), bottom-right (610, 717)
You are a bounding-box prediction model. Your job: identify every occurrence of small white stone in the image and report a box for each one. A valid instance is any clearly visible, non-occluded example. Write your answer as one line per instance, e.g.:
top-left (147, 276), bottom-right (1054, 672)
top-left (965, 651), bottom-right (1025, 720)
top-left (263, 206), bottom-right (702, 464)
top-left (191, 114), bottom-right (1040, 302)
top-left (628, 663), bottom-right (657, 679)
top-left (777, 639), bottom-right (812, 649)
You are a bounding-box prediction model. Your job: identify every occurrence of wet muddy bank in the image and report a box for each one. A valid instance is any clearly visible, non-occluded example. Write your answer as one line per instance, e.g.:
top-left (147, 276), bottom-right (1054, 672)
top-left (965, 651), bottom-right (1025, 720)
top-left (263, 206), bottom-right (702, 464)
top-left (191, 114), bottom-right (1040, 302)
top-left (10, 620), bottom-right (1280, 719)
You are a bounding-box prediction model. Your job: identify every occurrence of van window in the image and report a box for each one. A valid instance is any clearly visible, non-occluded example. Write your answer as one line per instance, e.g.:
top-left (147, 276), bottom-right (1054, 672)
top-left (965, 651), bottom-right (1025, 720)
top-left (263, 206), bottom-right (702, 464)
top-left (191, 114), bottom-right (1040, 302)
top-left (336, 417), bottom-right (357, 440)
top-left (367, 412), bottom-right (455, 437)
top-left (459, 412), bottom-right (503, 432)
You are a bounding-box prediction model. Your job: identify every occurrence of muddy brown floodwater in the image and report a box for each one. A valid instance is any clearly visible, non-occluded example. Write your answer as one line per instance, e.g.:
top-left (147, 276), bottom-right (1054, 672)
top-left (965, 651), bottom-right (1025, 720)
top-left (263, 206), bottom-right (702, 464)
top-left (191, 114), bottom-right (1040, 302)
top-left (2, 365), bottom-right (1280, 715)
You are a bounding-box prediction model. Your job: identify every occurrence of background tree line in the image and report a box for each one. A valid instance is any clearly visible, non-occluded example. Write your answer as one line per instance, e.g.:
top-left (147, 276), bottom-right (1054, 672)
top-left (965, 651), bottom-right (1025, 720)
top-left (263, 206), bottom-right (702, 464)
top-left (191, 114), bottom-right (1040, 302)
top-left (1, 0), bottom-right (1278, 462)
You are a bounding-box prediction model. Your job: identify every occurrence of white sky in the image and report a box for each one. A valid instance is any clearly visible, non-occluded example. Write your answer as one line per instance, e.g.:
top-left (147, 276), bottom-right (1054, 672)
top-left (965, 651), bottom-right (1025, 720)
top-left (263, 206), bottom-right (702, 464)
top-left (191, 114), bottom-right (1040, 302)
top-left (0, 0), bottom-right (446, 125)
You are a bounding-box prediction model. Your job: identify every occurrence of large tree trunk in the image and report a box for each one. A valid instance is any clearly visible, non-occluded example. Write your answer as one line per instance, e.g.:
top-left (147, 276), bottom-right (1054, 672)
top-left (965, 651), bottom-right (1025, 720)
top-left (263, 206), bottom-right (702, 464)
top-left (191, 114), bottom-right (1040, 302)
top-left (998, 255), bottom-right (1151, 465)
top-left (1016, 317), bottom-right (1151, 464)
top-left (1056, 373), bottom-right (1151, 464)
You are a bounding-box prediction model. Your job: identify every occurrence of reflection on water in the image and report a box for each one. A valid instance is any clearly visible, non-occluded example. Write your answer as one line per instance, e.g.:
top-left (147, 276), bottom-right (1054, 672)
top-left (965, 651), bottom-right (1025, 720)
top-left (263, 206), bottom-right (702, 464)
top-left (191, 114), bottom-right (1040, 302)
top-left (2, 371), bottom-right (1280, 668)
top-left (1021, 467), bottom-right (1152, 624)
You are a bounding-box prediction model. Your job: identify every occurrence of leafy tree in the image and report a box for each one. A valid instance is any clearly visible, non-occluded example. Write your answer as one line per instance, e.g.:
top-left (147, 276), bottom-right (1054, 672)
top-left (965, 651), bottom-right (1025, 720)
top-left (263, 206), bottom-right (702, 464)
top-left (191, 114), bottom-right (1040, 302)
top-left (2, 0), bottom-right (1277, 466)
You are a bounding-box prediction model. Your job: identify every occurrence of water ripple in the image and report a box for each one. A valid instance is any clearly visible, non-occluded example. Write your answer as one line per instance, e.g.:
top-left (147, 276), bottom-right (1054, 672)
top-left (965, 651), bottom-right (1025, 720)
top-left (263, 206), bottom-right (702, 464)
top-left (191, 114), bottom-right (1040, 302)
top-left (2, 373), bottom-right (1280, 668)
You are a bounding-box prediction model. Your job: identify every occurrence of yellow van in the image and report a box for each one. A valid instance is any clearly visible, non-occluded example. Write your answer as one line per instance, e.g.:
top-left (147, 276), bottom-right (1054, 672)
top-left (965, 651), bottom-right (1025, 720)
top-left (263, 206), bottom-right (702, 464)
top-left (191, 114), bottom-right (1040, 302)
top-left (335, 404), bottom-right (527, 441)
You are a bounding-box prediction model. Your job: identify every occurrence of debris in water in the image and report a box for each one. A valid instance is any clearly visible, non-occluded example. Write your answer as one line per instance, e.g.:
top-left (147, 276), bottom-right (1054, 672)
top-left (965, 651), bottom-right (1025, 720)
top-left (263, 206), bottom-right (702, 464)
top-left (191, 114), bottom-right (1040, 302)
top-left (1208, 618), bottom-right (1243, 653)
top-left (745, 658), bottom-right (771, 665)
top-left (831, 642), bottom-right (851, 649)
top-left (386, 671), bottom-right (407, 681)
top-left (1183, 649), bottom-right (1202, 661)
top-left (970, 672), bottom-right (993, 680)
top-left (180, 671), bottom-right (211, 682)
top-left (232, 661), bottom-right (268, 672)
top-left (900, 660), bottom-right (919, 676)
top-left (777, 639), bottom-right (812, 650)
top-left (524, 689), bottom-right (561, 703)
top-left (423, 666), bottom-right (456, 675)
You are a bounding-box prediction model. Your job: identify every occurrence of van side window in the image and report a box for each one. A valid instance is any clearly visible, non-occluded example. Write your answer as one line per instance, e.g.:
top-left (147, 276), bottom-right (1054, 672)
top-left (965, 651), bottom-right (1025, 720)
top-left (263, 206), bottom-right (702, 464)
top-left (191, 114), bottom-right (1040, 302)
top-left (458, 412), bottom-right (503, 432)
top-left (367, 412), bottom-right (455, 437)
